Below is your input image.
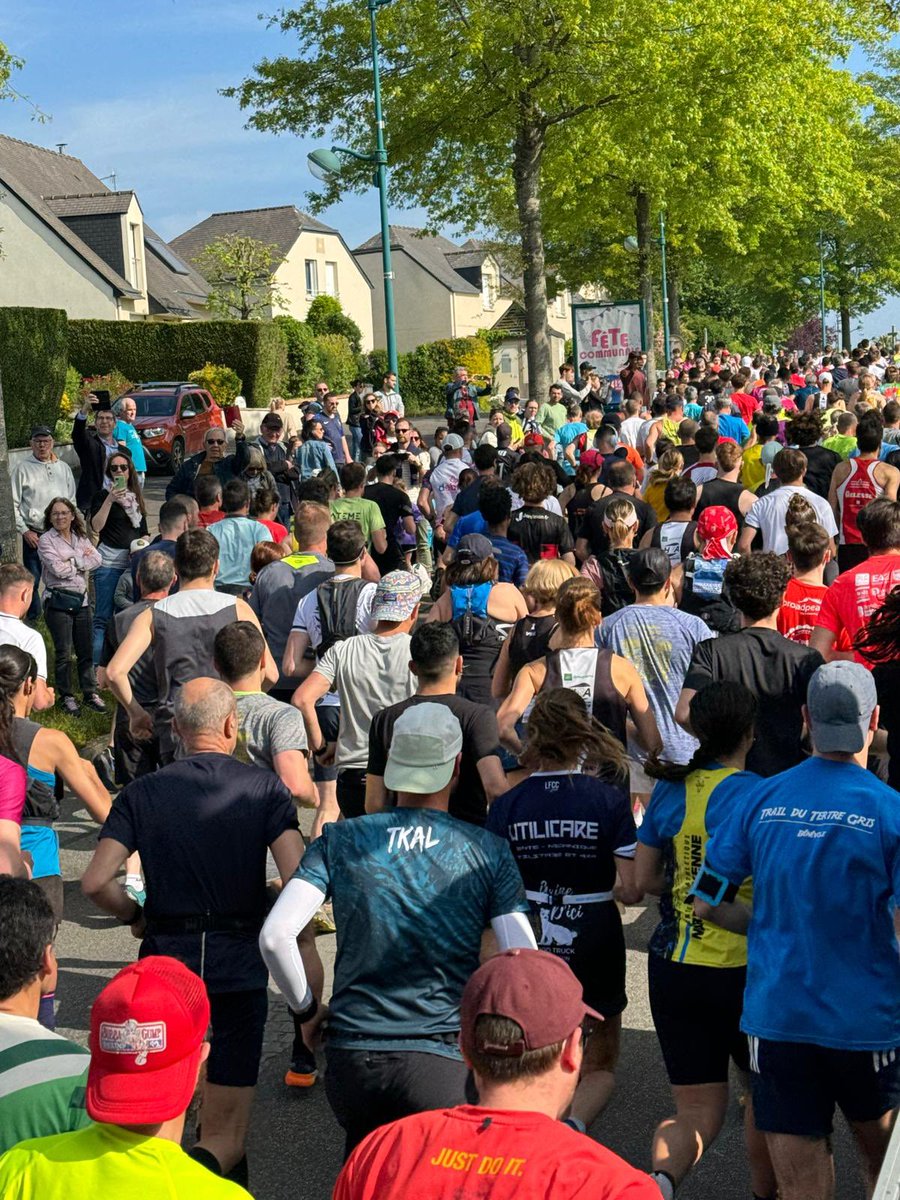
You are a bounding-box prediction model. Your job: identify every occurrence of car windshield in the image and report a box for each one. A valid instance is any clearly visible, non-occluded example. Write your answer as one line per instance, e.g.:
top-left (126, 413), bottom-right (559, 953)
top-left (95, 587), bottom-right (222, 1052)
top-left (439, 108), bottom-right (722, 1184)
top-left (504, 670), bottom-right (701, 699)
top-left (128, 394), bottom-right (177, 418)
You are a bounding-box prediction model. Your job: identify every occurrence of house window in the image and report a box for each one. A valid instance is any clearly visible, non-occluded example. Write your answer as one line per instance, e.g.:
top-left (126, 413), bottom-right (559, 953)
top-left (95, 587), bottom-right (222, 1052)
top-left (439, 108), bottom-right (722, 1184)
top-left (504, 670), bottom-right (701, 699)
top-left (500, 352), bottom-right (512, 374)
top-left (305, 260), bottom-right (319, 298)
top-left (130, 223), bottom-right (143, 290)
top-left (325, 261), bottom-right (339, 298)
top-left (555, 291), bottom-right (567, 317)
top-left (482, 272), bottom-right (496, 310)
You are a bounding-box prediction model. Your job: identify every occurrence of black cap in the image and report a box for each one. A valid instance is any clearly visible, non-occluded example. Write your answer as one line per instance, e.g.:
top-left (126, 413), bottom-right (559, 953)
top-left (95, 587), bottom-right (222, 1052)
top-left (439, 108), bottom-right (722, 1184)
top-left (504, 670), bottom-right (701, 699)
top-left (627, 547), bottom-right (671, 592)
top-left (30, 425), bottom-right (53, 439)
top-left (504, 388), bottom-right (521, 402)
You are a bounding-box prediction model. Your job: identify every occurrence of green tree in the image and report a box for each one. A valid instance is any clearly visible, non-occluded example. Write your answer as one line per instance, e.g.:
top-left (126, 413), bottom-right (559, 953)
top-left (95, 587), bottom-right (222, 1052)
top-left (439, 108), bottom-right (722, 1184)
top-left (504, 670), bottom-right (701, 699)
top-left (305, 294), bottom-right (363, 354)
top-left (192, 234), bottom-right (286, 320)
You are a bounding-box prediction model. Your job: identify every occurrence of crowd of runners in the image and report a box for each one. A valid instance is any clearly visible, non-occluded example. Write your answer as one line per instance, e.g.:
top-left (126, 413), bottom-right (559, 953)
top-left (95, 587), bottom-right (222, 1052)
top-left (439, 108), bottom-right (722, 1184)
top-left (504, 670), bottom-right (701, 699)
top-left (0, 344), bottom-right (900, 1198)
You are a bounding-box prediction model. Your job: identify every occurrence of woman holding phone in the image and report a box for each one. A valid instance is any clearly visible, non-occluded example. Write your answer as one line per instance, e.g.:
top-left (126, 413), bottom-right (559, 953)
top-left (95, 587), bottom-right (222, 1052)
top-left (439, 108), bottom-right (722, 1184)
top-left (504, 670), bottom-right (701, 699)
top-left (89, 452), bottom-right (147, 662)
top-left (38, 498), bottom-right (104, 715)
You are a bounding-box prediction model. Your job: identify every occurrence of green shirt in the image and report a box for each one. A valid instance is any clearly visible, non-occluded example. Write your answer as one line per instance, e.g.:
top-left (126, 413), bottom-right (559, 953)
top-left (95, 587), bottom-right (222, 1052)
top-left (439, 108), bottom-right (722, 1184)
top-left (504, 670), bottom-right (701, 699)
top-left (0, 1013), bottom-right (90, 1153)
top-left (536, 401), bottom-right (567, 438)
top-left (822, 434), bottom-right (858, 461)
top-left (330, 497), bottom-right (386, 548)
top-left (0, 1123), bottom-right (246, 1198)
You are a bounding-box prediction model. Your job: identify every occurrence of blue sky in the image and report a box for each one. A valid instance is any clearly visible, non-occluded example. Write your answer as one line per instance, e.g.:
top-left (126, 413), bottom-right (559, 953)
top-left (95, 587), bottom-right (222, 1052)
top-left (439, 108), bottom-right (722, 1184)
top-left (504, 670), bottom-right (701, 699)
top-left (2, 0), bottom-right (898, 342)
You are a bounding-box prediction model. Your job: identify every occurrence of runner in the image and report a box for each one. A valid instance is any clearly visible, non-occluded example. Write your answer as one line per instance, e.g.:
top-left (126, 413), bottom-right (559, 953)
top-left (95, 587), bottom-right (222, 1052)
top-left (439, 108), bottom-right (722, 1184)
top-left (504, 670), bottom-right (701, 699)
top-left (829, 413), bottom-right (900, 572)
top-left (777, 497), bottom-right (845, 648)
top-left (332, 950), bottom-right (659, 1200)
top-left (736, 448), bottom-right (837, 555)
top-left (575, 462), bottom-right (657, 559)
top-left (693, 442), bottom-right (757, 530)
top-left (367, 621), bottom-right (507, 826)
top-left (695, 662), bottom-right (900, 1200)
top-left (82, 679), bottom-right (303, 1184)
top-left (508, 463), bottom-right (576, 564)
top-left (491, 559), bottom-right (578, 701)
top-left (676, 506), bottom-right (741, 634)
top-left (0, 564), bottom-right (54, 711)
top-left (642, 477), bottom-right (699, 566)
top-left (677, 553), bottom-right (823, 776)
top-left (259, 704), bottom-right (535, 1157)
top-left (487, 688), bottom-right (639, 1126)
top-left (497, 576), bottom-right (660, 759)
top-left (635, 683), bottom-right (774, 1200)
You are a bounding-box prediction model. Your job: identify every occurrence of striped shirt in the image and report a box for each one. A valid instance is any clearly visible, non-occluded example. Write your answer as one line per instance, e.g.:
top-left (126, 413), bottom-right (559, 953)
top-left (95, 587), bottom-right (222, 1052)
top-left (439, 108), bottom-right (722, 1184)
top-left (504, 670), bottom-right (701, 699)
top-left (0, 1013), bottom-right (90, 1152)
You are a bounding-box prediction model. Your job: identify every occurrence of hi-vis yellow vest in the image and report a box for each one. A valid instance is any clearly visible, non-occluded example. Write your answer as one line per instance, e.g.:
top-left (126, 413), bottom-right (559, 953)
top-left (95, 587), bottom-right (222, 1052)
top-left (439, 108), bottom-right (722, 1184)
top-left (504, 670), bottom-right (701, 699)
top-left (671, 767), bottom-right (753, 968)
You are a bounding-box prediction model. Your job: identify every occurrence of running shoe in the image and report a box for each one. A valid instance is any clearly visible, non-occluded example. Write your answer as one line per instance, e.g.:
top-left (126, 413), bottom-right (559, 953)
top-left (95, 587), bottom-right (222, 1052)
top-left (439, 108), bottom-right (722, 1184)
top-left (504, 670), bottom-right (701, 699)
top-left (313, 906), bottom-right (336, 936)
top-left (124, 876), bottom-right (146, 907)
top-left (92, 746), bottom-right (116, 792)
top-left (284, 1041), bottom-right (318, 1088)
top-left (83, 693), bottom-right (107, 713)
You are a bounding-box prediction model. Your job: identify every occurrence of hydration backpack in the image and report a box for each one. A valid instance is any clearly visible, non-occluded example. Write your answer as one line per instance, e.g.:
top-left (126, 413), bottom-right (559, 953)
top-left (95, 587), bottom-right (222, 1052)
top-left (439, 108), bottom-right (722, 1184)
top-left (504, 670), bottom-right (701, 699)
top-left (315, 577), bottom-right (369, 658)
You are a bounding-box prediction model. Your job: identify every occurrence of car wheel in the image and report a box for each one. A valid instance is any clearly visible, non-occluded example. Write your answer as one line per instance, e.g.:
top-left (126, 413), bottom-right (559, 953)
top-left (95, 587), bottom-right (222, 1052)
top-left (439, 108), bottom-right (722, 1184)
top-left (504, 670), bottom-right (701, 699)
top-left (169, 437), bottom-right (185, 473)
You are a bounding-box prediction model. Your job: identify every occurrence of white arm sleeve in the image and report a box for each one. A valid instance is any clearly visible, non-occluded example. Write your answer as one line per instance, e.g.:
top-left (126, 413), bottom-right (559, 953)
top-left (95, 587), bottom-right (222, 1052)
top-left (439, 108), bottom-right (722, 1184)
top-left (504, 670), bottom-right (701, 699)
top-left (259, 877), bottom-right (326, 1012)
top-left (491, 911), bottom-right (538, 950)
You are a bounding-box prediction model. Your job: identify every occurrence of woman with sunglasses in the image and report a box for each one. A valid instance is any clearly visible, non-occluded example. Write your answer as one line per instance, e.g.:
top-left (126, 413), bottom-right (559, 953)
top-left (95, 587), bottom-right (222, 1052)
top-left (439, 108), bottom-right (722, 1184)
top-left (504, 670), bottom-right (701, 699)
top-left (487, 686), bottom-right (640, 1128)
top-left (89, 453), bottom-right (148, 662)
top-left (37, 498), bottom-right (104, 715)
top-left (241, 445), bottom-right (277, 498)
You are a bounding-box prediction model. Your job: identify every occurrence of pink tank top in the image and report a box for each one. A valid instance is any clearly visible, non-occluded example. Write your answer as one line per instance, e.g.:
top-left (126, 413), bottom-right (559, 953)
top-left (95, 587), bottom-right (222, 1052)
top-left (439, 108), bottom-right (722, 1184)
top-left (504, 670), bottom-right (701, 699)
top-left (0, 754), bottom-right (26, 824)
top-left (836, 458), bottom-right (882, 545)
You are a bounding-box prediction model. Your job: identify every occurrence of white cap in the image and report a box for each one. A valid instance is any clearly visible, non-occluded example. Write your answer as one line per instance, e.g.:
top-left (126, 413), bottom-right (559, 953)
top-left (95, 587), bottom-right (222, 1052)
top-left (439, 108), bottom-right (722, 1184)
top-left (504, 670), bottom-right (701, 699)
top-left (443, 433), bottom-right (465, 451)
top-left (740, 355), bottom-right (752, 367)
top-left (384, 703), bottom-right (463, 794)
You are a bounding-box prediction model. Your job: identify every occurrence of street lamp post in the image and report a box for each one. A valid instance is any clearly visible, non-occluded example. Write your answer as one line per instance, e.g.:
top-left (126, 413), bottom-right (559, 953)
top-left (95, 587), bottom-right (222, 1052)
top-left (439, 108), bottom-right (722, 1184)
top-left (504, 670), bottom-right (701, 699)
top-left (307, 0), bottom-right (398, 380)
top-left (817, 228), bottom-right (827, 352)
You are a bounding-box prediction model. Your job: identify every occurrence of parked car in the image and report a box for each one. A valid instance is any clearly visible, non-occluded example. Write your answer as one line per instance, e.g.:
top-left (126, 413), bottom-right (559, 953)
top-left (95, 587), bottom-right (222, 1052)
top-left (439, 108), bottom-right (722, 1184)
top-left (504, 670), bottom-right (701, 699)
top-left (114, 383), bottom-right (225, 472)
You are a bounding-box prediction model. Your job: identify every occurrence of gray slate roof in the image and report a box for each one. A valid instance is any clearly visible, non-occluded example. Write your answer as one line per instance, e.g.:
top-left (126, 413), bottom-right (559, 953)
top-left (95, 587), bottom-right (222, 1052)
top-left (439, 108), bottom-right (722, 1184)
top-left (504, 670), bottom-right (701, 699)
top-left (0, 135), bottom-right (208, 313)
top-left (44, 191), bottom-right (137, 217)
top-left (171, 205), bottom-right (338, 266)
top-left (355, 226), bottom-right (481, 295)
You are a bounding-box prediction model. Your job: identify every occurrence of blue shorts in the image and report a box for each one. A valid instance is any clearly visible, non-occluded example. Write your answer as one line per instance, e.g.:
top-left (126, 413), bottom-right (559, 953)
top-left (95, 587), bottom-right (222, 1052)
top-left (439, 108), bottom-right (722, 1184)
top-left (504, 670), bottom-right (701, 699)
top-left (21, 825), bottom-right (61, 880)
top-left (750, 1037), bottom-right (900, 1137)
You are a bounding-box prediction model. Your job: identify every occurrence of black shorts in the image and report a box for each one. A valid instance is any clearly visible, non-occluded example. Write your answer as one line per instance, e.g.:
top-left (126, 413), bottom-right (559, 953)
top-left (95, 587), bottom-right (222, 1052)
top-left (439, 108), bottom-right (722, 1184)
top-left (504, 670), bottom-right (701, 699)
top-left (750, 1037), bottom-right (900, 1138)
top-left (325, 1044), bottom-right (472, 1159)
top-left (207, 989), bottom-right (268, 1088)
top-left (561, 903), bottom-right (626, 1019)
top-left (337, 768), bottom-right (367, 819)
top-left (314, 705), bottom-right (340, 783)
top-left (648, 953), bottom-right (748, 1086)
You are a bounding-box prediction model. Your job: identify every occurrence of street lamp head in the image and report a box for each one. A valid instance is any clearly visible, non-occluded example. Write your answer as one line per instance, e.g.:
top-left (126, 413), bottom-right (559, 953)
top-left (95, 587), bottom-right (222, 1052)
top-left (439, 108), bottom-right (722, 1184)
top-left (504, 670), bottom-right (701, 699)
top-left (799, 276), bottom-right (812, 287)
top-left (623, 235), bottom-right (639, 253)
top-left (307, 148), bottom-right (344, 182)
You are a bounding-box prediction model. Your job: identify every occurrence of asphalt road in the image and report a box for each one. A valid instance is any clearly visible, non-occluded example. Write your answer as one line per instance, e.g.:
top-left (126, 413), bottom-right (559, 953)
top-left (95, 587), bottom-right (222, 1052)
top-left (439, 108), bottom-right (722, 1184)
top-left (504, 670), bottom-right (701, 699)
top-left (52, 466), bottom-right (868, 1199)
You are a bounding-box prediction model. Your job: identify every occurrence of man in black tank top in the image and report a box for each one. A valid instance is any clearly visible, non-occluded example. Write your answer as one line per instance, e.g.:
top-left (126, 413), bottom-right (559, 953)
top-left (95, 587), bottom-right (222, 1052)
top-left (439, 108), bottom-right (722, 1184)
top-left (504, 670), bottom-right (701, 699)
top-left (105, 529), bottom-right (278, 763)
top-left (693, 442), bottom-right (757, 530)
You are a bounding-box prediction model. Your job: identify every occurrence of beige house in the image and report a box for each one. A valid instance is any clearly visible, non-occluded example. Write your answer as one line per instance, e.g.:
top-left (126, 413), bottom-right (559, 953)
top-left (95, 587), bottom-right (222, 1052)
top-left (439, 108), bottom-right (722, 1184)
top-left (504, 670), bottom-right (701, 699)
top-left (171, 206), bottom-right (375, 350)
top-left (0, 135), bottom-right (209, 320)
top-left (353, 227), bottom-right (572, 397)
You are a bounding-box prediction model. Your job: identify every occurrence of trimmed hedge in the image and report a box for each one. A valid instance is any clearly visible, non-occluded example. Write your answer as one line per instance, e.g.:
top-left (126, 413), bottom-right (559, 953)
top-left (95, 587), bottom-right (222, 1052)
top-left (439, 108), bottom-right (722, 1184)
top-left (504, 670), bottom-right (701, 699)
top-left (68, 319), bottom-right (286, 407)
top-left (0, 307), bottom-right (68, 448)
top-left (366, 336), bottom-right (493, 415)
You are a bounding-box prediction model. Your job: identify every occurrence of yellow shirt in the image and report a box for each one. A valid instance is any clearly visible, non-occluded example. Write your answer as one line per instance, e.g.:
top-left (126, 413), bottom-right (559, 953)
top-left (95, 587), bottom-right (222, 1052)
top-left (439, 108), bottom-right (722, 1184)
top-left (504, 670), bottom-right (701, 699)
top-left (0, 1123), bottom-right (246, 1199)
top-left (741, 443), bottom-right (765, 493)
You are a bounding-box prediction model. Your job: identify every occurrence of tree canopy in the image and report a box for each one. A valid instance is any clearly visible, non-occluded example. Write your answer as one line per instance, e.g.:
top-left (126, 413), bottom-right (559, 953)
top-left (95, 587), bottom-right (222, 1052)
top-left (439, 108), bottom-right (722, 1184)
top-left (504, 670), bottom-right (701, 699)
top-left (193, 234), bottom-right (286, 321)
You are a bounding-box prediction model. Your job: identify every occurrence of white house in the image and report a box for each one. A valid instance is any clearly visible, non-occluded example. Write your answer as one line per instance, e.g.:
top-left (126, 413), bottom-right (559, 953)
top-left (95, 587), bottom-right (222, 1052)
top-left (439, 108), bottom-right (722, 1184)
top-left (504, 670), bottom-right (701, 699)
top-left (0, 135), bottom-right (209, 320)
top-left (171, 206), bottom-right (375, 350)
top-left (353, 227), bottom-right (574, 396)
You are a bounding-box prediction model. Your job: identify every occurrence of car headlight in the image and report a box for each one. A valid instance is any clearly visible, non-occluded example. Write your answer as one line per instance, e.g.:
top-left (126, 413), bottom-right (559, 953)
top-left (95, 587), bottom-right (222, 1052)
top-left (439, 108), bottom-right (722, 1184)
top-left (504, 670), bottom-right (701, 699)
top-left (142, 427), bottom-right (166, 438)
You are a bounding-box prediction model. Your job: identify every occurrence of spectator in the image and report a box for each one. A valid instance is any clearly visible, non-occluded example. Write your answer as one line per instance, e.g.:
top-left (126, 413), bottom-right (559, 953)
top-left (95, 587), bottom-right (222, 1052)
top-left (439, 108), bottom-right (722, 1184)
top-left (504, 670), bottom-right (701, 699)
top-left (37, 498), bottom-right (104, 716)
top-left (256, 412), bottom-right (299, 524)
top-left (295, 417), bottom-right (338, 479)
top-left (88, 452), bottom-right (148, 662)
top-left (374, 370), bottom-right (404, 417)
top-left (536, 384), bottom-right (568, 440)
top-left (113, 396), bottom-right (147, 485)
top-left (72, 395), bottom-right (128, 513)
top-left (11, 425), bottom-right (76, 620)
top-left (165, 421), bottom-right (249, 501)
top-left (444, 366), bottom-right (489, 425)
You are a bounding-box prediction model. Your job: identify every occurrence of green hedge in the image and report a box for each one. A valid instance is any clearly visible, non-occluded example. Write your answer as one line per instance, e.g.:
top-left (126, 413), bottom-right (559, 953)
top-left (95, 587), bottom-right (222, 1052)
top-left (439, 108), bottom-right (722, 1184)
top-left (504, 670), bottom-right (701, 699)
top-left (365, 336), bottom-right (493, 415)
top-left (0, 307), bottom-right (68, 448)
top-left (67, 320), bottom-right (286, 407)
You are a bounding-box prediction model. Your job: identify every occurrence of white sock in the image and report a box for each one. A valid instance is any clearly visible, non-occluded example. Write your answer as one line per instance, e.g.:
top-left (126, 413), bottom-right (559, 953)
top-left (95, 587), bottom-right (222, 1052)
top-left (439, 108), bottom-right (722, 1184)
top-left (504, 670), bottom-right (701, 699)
top-left (125, 874), bottom-right (143, 889)
top-left (650, 1171), bottom-right (675, 1200)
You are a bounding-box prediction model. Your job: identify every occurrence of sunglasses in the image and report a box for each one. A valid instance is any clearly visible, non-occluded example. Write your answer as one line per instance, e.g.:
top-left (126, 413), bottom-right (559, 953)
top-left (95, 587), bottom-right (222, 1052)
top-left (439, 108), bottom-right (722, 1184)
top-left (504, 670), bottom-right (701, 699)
top-left (315, 387), bottom-right (329, 394)
top-left (110, 464), bottom-right (129, 474)
top-left (397, 426), bottom-right (410, 433)
top-left (206, 438), bottom-right (225, 446)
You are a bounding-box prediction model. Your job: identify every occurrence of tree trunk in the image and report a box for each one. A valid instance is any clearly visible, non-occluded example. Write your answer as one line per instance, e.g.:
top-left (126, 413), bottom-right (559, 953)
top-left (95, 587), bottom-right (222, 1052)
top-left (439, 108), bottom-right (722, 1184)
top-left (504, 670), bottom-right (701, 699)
top-left (0, 371), bottom-right (20, 565)
top-left (840, 301), bottom-right (851, 352)
top-left (635, 190), bottom-right (656, 387)
top-left (513, 112), bottom-right (553, 403)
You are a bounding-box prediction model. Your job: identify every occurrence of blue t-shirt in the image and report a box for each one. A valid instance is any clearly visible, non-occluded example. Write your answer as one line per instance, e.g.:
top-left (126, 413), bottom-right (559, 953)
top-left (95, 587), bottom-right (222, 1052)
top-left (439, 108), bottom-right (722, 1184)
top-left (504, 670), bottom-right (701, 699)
top-left (113, 420), bottom-right (146, 472)
top-left (717, 414), bottom-right (750, 443)
top-left (703, 757), bottom-right (900, 1050)
top-left (556, 422), bottom-right (588, 475)
top-left (638, 768), bottom-right (759, 962)
top-left (209, 516), bottom-right (271, 586)
top-left (597, 605), bottom-right (712, 765)
top-left (488, 534), bottom-right (529, 587)
top-left (448, 510), bottom-right (488, 548)
top-left (297, 809), bottom-right (529, 1057)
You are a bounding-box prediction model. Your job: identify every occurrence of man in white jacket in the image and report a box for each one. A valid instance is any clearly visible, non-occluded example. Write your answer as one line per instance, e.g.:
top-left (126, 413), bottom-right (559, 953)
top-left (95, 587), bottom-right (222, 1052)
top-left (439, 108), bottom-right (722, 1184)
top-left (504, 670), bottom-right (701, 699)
top-left (11, 427), bottom-right (76, 620)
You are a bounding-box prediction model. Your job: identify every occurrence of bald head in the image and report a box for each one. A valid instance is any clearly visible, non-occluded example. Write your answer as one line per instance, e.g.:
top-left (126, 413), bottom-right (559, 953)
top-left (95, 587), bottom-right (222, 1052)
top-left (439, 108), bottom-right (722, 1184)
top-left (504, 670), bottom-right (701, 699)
top-left (173, 677), bottom-right (237, 751)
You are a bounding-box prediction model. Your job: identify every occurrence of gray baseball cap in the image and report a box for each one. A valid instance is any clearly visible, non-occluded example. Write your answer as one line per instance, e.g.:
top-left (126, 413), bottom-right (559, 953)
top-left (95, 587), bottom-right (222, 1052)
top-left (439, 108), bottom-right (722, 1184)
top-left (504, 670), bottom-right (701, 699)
top-left (806, 661), bottom-right (877, 754)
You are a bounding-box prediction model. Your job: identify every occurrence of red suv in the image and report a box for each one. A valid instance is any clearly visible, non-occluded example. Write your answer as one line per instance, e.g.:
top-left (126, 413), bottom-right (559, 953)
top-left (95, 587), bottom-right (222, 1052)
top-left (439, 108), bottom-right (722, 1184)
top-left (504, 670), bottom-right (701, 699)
top-left (115, 383), bottom-right (225, 472)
